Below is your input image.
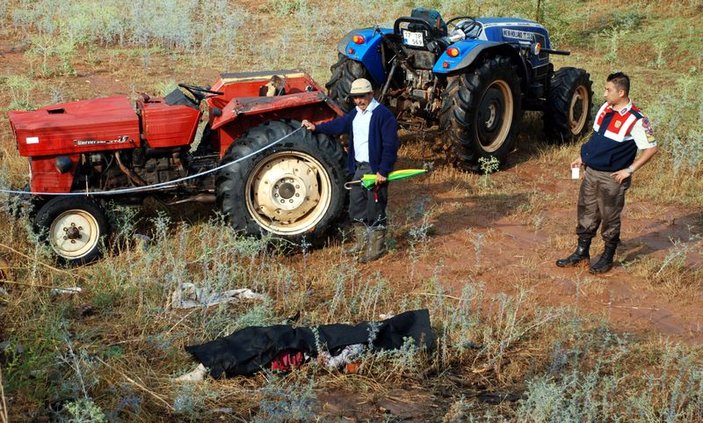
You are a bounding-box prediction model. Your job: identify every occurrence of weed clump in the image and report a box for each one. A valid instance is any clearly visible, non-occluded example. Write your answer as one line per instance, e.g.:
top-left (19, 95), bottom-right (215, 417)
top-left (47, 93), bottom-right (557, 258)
top-left (0, 0), bottom-right (702, 421)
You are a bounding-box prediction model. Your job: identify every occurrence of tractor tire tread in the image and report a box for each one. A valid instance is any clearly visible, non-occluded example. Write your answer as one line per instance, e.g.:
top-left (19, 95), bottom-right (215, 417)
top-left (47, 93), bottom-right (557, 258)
top-left (438, 55), bottom-right (522, 169)
top-left (325, 55), bottom-right (370, 113)
top-left (544, 67), bottom-right (594, 144)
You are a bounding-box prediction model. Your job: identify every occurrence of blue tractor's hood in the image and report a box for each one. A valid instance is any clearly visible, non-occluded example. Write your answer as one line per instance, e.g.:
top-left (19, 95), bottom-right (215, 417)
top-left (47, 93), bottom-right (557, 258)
top-left (474, 17), bottom-right (549, 45)
top-left (432, 17), bottom-right (552, 74)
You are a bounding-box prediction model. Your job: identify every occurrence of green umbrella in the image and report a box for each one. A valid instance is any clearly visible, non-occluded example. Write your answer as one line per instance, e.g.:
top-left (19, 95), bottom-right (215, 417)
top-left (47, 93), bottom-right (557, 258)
top-left (345, 169), bottom-right (428, 190)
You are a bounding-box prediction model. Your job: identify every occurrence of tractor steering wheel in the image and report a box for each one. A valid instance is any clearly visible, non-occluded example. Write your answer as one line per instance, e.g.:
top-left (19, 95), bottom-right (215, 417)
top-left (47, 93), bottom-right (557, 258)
top-left (446, 16), bottom-right (480, 36)
top-left (178, 83), bottom-right (224, 103)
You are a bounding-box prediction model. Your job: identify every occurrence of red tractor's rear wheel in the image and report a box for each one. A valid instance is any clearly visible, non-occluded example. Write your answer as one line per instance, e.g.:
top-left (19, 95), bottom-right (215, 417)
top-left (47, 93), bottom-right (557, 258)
top-left (216, 120), bottom-right (346, 244)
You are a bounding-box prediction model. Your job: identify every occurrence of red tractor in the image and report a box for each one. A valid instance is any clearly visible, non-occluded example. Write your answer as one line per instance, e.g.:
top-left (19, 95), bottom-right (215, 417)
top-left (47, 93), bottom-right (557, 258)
top-left (7, 70), bottom-right (347, 264)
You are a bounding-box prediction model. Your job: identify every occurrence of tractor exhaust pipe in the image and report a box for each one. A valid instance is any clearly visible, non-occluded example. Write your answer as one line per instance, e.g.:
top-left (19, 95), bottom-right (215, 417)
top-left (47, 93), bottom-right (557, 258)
top-left (379, 59), bottom-right (399, 103)
top-left (166, 193), bottom-right (216, 205)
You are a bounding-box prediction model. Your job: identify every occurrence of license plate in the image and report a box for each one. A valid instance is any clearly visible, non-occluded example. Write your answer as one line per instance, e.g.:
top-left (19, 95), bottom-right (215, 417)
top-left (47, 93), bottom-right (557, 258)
top-left (402, 30), bottom-right (424, 47)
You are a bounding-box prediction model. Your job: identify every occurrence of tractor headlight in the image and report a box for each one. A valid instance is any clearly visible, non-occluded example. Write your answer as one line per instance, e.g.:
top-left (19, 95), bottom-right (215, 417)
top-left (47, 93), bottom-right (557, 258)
top-left (55, 156), bottom-right (73, 173)
top-left (352, 34), bottom-right (365, 44)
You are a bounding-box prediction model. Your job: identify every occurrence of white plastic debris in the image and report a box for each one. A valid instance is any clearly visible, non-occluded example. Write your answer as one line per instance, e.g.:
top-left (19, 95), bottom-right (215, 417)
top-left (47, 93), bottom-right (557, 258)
top-left (51, 287), bottom-right (83, 295)
top-left (171, 282), bottom-right (266, 309)
top-left (318, 344), bottom-right (365, 370)
top-left (175, 363), bottom-right (208, 382)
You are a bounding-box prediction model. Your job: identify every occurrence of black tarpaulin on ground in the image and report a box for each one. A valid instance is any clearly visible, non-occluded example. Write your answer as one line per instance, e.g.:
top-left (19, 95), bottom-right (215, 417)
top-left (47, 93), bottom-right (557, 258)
top-left (184, 309), bottom-right (435, 378)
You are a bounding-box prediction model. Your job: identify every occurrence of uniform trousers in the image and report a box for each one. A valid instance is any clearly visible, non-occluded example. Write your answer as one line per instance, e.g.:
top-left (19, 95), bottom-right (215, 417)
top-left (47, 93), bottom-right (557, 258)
top-left (576, 167), bottom-right (631, 245)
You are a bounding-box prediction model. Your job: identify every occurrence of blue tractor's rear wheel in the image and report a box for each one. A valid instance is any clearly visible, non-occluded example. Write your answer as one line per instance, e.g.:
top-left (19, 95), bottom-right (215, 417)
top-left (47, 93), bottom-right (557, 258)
top-left (325, 55), bottom-right (370, 113)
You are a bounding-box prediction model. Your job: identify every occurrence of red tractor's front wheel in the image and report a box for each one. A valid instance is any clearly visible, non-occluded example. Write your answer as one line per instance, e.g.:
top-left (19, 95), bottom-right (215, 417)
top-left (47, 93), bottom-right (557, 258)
top-left (34, 197), bottom-right (110, 265)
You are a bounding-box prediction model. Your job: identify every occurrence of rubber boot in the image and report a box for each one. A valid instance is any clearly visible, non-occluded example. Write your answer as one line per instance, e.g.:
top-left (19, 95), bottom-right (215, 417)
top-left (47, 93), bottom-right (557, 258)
top-left (589, 243), bottom-right (617, 274)
top-left (359, 227), bottom-right (386, 263)
top-left (345, 224), bottom-right (367, 256)
top-left (556, 237), bottom-right (591, 267)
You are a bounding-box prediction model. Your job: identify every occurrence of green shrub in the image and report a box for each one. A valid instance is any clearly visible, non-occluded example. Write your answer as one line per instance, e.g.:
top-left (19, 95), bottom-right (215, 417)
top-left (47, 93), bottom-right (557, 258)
top-left (63, 398), bottom-right (107, 423)
top-left (2, 75), bottom-right (34, 110)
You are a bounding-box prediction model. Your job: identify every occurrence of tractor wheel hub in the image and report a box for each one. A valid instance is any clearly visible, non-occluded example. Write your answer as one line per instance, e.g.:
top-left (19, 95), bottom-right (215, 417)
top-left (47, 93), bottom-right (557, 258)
top-left (250, 155), bottom-right (321, 223)
top-left (276, 181), bottom-right (297, 200)
top-left (49, 209), bottom-right (101, 258)
top-left (64, 224), bottom-right (82, 240)
top-left (271, 176), bottom-right (308, 210)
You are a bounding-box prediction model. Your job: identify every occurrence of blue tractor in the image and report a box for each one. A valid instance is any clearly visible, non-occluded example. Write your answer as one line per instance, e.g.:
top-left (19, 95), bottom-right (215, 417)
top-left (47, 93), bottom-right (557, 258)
top-left (326, 8), bottom-right (594, 169)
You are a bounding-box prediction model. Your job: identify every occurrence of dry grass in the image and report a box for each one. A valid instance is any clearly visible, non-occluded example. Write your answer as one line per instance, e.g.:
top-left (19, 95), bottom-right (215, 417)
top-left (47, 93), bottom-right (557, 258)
top-left (1, 0), bottom-right (703, 420)
top-left (0, 367), bottom-right (7, 423)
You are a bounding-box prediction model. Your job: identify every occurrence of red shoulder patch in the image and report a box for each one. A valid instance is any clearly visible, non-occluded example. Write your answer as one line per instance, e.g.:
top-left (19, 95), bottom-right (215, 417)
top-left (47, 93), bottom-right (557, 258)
top-left (642, 116), bottom-right (653, 136)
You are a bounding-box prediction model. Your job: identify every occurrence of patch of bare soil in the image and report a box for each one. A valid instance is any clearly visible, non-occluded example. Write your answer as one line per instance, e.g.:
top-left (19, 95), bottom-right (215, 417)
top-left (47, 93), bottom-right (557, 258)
top-left (317, 387), bottom-right (438, 422)
top-left (362, 160), bottom-right (703, 344)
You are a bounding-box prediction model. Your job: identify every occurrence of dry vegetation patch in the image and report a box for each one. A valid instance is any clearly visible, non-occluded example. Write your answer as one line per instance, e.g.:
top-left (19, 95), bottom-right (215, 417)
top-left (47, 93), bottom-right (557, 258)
top-left (1, 0), bottom-right (702, 421)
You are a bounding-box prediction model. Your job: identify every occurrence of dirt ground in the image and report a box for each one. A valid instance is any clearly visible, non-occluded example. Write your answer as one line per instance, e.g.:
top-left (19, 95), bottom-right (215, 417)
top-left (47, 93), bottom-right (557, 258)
top-left (352, 156), bottom-right (703, 344)
top-left (281, 138), bottom-right (703, 348)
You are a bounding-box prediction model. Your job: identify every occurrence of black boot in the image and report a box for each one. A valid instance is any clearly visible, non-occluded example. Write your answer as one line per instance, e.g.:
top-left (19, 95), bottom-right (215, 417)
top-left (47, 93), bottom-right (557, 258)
top-left (556, 238), bottom-right (591, 267)
top-left (590, 243), bottom-right (617, 274)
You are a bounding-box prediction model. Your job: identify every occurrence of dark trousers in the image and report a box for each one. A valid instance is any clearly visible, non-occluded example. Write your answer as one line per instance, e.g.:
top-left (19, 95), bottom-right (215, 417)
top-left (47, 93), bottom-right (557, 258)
top-left (349, 162), bottom-right (388, 228)
top-left (576, 167), bottom-right (631, 245)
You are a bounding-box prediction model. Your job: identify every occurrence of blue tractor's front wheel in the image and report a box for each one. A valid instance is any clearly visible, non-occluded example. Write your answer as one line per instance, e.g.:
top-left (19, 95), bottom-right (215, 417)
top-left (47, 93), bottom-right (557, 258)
top-left (544, 67), bottom-right (593, 144)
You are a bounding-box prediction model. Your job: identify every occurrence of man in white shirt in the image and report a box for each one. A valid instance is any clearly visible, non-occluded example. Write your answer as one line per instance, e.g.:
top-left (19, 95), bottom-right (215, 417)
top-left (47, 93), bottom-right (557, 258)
top-left (302, 78), bottom-right (399, 262)
top-left (557, 72), bottom-right (657, 274)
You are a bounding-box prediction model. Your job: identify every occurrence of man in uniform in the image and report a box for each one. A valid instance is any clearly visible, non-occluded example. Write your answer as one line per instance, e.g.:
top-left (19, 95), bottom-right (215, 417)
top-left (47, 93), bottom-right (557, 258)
top-left (302, 78), bottom-right (399, 262)
top-left (556, 72), bottom-right (658, 274)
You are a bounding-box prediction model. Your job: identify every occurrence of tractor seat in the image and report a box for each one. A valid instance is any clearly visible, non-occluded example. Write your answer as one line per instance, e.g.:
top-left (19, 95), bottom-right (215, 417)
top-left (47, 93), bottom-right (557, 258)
top-left (259, 75), bottom-right (287, 97)
top-left (393, 8), bottom-right (447, 49)
top-left (410, 7), bottom-right (447, 37)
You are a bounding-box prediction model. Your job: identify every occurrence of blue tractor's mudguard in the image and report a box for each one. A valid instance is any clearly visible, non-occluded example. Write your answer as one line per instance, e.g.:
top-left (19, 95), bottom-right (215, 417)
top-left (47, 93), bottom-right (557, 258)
top-left (434, 17), bottom-right (552, 75)
top-left (433, 39), bottom-right (505, 75)
top-left (336, 27), bottom-right (393, 86)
